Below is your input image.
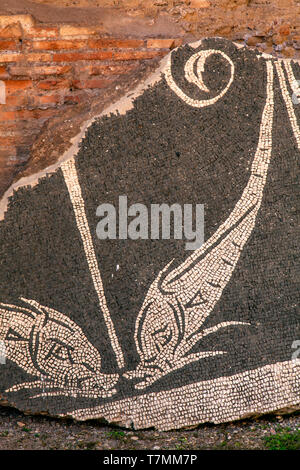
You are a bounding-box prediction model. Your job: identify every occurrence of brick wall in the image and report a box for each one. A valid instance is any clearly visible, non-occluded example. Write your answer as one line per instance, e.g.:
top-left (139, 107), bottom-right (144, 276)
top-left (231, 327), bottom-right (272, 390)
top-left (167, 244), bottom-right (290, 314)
top-left (0, 14), bottom-right (181, 195)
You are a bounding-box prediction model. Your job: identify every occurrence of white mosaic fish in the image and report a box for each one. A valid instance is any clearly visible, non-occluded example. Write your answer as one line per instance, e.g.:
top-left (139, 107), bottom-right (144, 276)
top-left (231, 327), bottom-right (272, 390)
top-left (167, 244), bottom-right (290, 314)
top-left (0, 298), bottom-right (119, 398)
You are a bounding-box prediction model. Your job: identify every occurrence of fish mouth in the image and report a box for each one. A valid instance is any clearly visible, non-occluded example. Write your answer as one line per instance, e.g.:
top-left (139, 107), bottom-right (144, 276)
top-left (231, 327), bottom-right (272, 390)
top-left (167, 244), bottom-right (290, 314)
top-left (75, 373), bottom-right (120, 392)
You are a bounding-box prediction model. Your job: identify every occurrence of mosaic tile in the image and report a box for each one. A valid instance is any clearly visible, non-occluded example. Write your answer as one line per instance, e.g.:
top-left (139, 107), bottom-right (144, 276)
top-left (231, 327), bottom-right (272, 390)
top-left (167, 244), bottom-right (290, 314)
top-left (0, 38), bottom-right (299, 430)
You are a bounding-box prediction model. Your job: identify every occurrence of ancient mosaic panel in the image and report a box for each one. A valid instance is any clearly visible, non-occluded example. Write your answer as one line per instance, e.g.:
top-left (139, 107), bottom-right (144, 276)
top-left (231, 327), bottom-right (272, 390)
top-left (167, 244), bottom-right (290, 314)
top-left (0, 38), bottom-right (299, 430)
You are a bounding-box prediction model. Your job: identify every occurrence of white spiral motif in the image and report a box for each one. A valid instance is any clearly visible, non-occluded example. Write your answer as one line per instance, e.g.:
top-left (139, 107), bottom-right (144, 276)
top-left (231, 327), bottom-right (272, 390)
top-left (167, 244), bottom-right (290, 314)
top-left (164, 49), bottom-right (235, 108)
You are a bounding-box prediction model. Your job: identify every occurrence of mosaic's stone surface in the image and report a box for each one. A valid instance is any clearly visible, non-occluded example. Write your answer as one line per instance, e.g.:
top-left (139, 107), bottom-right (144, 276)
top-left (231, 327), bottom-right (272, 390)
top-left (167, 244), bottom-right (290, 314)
top-left (0, 38), bottom-right (299, 430)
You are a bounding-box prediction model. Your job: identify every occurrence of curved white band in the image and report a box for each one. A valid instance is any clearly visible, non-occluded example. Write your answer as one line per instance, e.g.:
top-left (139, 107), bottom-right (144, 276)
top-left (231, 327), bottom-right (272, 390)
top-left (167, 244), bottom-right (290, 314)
top-left (164, 49), bottom-right (235, 108)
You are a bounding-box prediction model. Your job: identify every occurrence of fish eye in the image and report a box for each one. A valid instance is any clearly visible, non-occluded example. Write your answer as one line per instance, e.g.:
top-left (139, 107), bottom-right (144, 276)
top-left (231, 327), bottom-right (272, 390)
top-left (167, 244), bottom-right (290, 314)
top-left (45, 340), bottom-right (74, 364)
top-left (151, 324), bottom-right (173, 350)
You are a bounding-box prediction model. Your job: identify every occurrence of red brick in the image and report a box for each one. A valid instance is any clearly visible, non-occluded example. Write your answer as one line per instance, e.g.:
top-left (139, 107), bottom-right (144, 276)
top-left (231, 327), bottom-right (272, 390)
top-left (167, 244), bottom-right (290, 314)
top-left (37, 80), bottom-right (58, 90)
top-left (37, 79), bottom-right (70, 90)
top-left (147, 38), bottom-right (176, 49)
top-left (247, 36), bottom-right (263, 47)
top-left (272, 34), bottom-right (287, 45)
top-left (35, 38), bottom-right (144, 52)
top-left (72, 77), bottom-right (113, 89)
top-left (278, 24), bottom-right (291, 36)
top-left (29, 39), bottom-right (88, 51)
top-left (26, 52), bottom-right (53, 62)
top-left (63, 93), bottom-right (85, 105)
top-left (0, 66), bottom-right (8, 78)
top-left (0, 135), bottom-right (33, 147)
top-left (0, 122), bottom-right (18, 132)
top-left (52, 51), bottom-right (113, 62)
top-left (54, 50), bottom-right (161, 64)
top-left (87, 38), bottom-right (144, 49)
top-left (0, 52), bottom-right (22, 63)
top-left (0, 148), bottom-right (18, 157)
top-left (0, 108), bottom-right (57, 121)
top-left (0, 136), bottom-right (16, 146)
top-left (59, 25), bottom-right (104, 37)
top-left (0, 40), bottom-right (19, 51)
top-left (0, 121), bottom-right (42, 134)
top-left (0, 23), bottom-right (23, 39)
top-left (0, 52), bottom-right (52, 63)
top-left (24, 26), bottom-right (59, 39)
top-left (5, 94), bottom-right (29, 107)
top-left (189, 0), bottom-right (210, 7)
top-left (8, 64), bottom-right (72, 78)
top-left (5, 80), bottom-right (33, 95)
top-left (32, 94), bottom-right (62, 107)
top-left (112, 50), bottom-right (166, 60)
top-left (0, 111), bottom-right (18, 121)
top-left (76, 62), bottom-right (138, 76)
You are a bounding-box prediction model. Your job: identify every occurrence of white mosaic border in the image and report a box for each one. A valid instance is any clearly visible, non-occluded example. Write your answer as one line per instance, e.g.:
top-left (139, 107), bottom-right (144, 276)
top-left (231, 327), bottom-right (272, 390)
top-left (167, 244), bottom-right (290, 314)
top-left (64, 360), bottom-right (300, 430)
